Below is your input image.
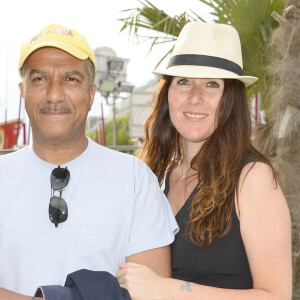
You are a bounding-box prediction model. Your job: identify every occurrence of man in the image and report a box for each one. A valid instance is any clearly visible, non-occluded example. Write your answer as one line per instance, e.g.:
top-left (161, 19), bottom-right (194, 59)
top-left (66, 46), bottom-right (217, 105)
top-left (0, 24), bottom-right (178, 299)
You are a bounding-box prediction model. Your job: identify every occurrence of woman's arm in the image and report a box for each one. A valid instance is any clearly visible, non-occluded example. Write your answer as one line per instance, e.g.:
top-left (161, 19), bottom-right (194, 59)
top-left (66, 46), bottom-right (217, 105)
top-left (237, 162), bottom-right (292, 298)
top-left (117, 262), bottom-right (286, 300)
top-left (116, 162), bottom-right (292, 300)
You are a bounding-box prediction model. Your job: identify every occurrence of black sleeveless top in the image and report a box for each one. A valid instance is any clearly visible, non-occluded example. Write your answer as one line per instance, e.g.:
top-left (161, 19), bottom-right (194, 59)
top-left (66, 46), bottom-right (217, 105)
top-left (164, 159), bottom-right (255, 289)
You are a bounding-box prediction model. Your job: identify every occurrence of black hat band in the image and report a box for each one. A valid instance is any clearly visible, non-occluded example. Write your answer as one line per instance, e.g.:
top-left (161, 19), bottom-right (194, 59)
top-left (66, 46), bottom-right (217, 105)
top-left (167, 54), bottom-right (244, 76)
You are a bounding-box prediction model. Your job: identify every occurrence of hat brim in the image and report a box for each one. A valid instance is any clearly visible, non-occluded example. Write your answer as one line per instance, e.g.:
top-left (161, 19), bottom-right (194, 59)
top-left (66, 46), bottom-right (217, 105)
top-left (153, 65), bottom-right (258, 87)
top-left (18, 41), bottom-right (91, 74)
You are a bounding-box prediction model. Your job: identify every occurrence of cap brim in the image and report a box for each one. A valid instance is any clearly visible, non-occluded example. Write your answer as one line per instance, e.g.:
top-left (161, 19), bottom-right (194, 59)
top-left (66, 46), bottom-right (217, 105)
top-left (153, 65), bottom-right (258, 87)
top-left (18, 41), bottom-right (90, 75)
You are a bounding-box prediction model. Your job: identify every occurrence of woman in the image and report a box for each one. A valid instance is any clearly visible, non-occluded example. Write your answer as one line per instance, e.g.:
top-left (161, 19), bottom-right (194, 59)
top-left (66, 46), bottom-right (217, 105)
top-left (116, 22), bottom-right (292, 299)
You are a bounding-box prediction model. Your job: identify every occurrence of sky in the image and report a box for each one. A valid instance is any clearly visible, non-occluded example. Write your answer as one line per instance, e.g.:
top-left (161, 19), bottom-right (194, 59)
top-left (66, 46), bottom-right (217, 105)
top-left (0, 0), bottom-right (212, 126)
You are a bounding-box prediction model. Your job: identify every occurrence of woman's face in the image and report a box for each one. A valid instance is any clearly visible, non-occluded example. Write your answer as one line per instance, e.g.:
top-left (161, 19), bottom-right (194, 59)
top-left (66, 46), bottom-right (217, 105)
top-left (168, 77), bottom-right (224, 147)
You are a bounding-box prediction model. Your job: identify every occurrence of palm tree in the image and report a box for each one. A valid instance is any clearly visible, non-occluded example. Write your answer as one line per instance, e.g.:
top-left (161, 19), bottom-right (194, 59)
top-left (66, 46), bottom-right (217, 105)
top-left (259, 1), bottom-right (300, 298)
top-left (120, 0), bottom-right (284, 113)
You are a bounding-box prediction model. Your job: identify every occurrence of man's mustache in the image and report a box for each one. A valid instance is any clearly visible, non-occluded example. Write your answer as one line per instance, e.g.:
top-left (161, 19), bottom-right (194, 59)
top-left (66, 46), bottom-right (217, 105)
top-left (39, 105), bottom-right (72, 113)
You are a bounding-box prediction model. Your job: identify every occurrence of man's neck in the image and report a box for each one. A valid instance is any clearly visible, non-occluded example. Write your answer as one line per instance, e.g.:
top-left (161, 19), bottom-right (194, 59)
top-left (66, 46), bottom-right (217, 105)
top-left (32, 135), bottom-right (88, 166)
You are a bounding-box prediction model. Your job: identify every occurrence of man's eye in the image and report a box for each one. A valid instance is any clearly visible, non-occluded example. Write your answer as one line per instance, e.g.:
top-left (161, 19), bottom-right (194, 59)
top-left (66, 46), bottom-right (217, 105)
top-left (32, 77), bottom-right (44, 81)
top-left (178, 79), bottom-right (190, 85)
top-left (66, 77), bottom-right (79, 82)
top-left (207, 81), bottom-right (219, 88)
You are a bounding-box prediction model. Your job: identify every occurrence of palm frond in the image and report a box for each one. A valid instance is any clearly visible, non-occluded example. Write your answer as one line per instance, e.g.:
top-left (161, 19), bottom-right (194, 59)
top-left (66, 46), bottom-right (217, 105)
top-left (119, 0), bottom-right (186, 37)
top-left (154, 46), bottom-right (175, 69)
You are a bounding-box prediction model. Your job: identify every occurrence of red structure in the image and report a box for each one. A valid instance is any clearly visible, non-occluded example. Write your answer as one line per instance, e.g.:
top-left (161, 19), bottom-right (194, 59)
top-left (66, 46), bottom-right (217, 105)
top-left (0, 119), bottom-right (25, 149)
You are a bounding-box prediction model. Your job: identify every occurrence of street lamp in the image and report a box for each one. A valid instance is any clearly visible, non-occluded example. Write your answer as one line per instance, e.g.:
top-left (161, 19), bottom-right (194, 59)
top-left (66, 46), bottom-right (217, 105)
top-left (94, 47), bottom-right (134, 147)
top-left (107, 59), bottom-right (124, 77)
top-left (117, 81), bottom-right (135, 94)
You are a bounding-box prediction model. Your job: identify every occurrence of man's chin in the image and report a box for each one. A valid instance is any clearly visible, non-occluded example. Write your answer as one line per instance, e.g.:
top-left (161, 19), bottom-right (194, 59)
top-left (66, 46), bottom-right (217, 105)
top-left (34, 129), bottom-right (72, 142)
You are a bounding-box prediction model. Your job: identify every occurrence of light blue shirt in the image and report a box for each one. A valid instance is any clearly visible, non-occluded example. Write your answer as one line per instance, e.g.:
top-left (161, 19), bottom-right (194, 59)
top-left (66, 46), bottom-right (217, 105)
top-left (0, 138), bottom-right (178, 296)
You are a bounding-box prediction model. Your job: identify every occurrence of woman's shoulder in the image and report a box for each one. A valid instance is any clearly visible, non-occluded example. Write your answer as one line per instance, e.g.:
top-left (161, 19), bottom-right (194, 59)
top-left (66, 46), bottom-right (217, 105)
top-left (236, 160), bottom-right (282, 218)
top-left (238, 160), bottom-right (287, 215)
top-left (239, 160), bottom-right (275, 189)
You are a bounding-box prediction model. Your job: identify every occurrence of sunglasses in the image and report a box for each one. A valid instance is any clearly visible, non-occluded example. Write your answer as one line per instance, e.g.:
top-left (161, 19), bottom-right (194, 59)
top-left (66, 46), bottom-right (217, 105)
top-left (49, 166), bottom-right (70, 227)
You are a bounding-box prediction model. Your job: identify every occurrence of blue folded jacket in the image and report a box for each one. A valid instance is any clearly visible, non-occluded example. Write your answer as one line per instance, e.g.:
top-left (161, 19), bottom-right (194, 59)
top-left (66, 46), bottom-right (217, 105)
top-left (34, 269), bottom-right (131, 300)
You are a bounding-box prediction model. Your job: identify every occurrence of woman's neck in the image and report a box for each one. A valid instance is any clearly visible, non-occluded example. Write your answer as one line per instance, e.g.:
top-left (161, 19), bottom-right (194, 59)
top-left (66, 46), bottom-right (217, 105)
top-left (180, 139), bottom-right (204, 171)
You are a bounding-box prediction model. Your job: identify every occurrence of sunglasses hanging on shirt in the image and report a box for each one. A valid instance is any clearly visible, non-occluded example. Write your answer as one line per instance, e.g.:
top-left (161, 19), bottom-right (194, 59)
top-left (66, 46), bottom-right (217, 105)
top-left (49, 166), bottom-right (70, 227)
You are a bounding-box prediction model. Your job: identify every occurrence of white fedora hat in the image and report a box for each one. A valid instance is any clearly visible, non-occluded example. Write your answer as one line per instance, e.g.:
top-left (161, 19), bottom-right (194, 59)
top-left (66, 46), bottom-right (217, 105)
top-left (153, 22), bottom-right (258, 86)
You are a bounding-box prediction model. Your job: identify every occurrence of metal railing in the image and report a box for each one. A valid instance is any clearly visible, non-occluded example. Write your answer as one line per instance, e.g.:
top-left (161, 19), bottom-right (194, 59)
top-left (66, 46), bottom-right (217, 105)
top-left (108, 145), bottom-right (139, 152)
top-left (0, 149), bottom-right (16, 155)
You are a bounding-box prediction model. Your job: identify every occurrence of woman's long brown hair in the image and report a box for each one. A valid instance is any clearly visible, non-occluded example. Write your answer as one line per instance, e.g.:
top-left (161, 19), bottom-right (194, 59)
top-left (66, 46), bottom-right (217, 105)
top-left (138, 76), bottom-right (275, 247)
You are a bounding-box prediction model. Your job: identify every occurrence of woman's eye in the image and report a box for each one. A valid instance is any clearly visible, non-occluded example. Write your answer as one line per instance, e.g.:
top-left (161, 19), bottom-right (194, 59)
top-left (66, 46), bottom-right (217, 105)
top-left (207, 81), bottom-right (219, 88)
top-left (178, 79), bottom-right (190, 85)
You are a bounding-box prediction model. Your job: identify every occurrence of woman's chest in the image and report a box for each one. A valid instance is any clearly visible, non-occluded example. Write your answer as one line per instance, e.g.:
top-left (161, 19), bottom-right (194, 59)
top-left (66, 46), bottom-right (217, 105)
top-left (167, 175), bottom-right (198, 215)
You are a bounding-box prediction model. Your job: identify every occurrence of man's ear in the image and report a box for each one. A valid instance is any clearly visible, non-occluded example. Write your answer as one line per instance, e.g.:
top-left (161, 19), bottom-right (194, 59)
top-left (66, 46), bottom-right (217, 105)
top-left (19, 82), bottom-right (25, 99)
top-left (89, 84), bottom-right (97, 110)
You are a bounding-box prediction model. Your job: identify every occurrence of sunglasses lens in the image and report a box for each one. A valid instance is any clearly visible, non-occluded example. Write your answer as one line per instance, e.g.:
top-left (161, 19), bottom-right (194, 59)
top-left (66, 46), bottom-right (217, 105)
top-left (49, 196), bottom-right (68, 226)
top-left (50, 167), bottom-right (70, 190)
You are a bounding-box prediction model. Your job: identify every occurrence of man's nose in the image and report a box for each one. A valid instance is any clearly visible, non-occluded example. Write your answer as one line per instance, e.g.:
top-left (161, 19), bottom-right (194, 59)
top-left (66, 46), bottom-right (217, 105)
top-left (46, 80), bottom-right (65, 102)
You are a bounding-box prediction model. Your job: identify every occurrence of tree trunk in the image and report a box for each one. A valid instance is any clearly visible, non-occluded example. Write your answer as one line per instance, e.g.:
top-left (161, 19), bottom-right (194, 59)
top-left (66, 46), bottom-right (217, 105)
top-left (254, 1), bottom-right (300, 298)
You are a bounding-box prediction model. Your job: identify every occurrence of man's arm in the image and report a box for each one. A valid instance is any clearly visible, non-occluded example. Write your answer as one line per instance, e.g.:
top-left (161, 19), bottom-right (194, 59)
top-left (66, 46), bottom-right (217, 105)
top-left (0, 288), bottom-right (42, 299)
top-left (126, 245), bottom-right (171, 277)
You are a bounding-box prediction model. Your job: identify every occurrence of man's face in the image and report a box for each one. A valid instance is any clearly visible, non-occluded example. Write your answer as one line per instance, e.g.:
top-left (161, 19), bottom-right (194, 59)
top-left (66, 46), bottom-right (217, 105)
top-left (19, 47), bottom-right (96, 143)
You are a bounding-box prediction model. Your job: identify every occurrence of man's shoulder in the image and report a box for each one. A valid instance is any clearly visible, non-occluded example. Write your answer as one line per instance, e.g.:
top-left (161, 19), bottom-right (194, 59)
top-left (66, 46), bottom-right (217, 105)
top-left (0, 146), bottom-right (30, 164)
top-left (88, 140), bottom-right (154, 178)
top-left (89, 139), bottom-right (137, 164)
top-left (0, 147), bottom-right (31, 182)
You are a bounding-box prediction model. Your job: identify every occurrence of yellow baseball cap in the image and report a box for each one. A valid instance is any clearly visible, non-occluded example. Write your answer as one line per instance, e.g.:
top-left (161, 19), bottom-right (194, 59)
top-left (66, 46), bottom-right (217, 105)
top-left (18, 24), bottom-right (96, 76)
